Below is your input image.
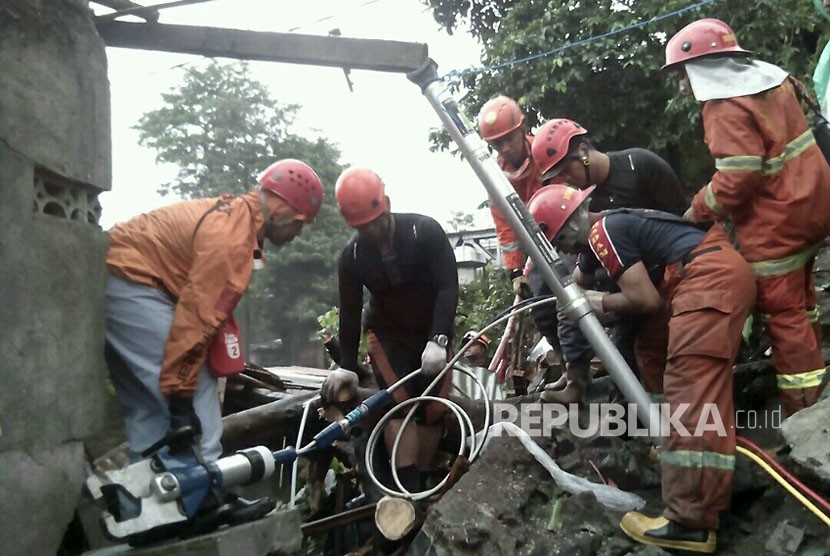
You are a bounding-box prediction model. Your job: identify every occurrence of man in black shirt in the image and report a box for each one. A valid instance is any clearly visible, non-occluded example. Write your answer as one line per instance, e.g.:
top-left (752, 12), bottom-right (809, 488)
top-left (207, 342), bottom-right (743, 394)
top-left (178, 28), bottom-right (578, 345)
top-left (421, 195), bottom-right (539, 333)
top-left (529, 118), bottom-right (688, 403)
top-left (320, 167), bottom-right (459, 494)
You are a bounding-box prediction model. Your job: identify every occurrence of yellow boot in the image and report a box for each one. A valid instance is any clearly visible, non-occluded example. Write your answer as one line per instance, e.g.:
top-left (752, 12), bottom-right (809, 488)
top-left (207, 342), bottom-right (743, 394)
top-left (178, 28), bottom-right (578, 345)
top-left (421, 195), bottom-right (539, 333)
top-left (620, 512), bottom-right (716, 554)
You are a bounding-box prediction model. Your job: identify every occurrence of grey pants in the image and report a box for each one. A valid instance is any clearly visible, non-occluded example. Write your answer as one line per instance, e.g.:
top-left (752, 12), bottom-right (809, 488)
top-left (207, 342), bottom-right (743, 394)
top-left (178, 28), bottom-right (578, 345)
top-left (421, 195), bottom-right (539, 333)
top-left (105, 275), bottom-right (223, 462)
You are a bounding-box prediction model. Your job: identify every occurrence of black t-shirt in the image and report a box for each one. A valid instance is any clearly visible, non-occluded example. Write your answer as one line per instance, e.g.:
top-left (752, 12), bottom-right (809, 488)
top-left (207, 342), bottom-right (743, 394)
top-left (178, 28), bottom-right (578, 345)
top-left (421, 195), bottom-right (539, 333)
top-left (581, 210), bottom-right (705, 281)
top-left (577, 148), bottom-right (689, 274)
top-left (337, 213), bottom-right (459, 372)
top-left (589, 148), bottom-right (688, 214)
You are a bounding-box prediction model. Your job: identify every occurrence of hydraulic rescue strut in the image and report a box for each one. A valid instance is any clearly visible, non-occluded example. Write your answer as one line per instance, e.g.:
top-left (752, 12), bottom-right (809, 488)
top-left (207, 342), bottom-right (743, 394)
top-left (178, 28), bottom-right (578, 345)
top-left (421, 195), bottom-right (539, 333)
top-left (407, 59), bottom-right (660, 432)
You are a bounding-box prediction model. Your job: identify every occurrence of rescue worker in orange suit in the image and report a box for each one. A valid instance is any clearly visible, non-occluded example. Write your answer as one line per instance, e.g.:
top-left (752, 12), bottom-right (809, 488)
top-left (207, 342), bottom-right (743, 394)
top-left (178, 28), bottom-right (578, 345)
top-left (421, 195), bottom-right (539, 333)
top-left (477, 95), bottom-right (544, 298)
top-left (530, 118), bottom-right (688, 404)
top-left (105, 158), bottom-right (323, 468)
top-left (320, 168), bottom-right (459, 494)
top-left (665, 18), bottom-right (830, 414)
top-left (529, 184), bottom-right (755, 554)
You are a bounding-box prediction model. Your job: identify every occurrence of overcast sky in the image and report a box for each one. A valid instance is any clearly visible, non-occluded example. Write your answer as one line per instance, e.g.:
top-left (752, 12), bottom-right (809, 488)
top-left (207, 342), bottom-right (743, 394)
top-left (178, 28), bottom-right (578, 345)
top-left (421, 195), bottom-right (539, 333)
top-left (96, 0), bottom-right (493, 231)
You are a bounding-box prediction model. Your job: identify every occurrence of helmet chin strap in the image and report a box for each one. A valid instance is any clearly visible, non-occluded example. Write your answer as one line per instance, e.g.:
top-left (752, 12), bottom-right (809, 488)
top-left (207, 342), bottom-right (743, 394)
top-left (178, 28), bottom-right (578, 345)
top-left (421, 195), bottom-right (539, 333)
top-left (259, 189), bottom-right (277, 245)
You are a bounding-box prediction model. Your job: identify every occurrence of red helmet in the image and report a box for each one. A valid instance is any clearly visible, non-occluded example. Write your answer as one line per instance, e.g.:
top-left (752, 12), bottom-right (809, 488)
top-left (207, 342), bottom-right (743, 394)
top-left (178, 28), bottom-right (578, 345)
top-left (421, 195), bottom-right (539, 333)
top-left (662, 18), bottom-right (751, 71)
top-left (478, 95), bottom-right (525, 141)
top-left (257, 159), bottom-right (323, 222)
top-left (335, 168), bottom-right (389, 227)
top-left (462, 330), bottom-right (490, 350)
top-left (531, 119), bottom-right (588, 181)
top-left (528, 184), bottom-right (595, 241)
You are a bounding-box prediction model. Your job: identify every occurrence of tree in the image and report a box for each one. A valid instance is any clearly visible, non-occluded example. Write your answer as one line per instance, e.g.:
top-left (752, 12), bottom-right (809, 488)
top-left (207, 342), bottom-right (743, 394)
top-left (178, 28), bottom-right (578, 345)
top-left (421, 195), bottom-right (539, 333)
top-left (134, 60), bottom-right (353, 364)
top-left (447, 210), bottom-right (475, 232)
top-left (424, 0), bottom-right (824, 189)
top-left (454, 262), bottom-right (514, 348)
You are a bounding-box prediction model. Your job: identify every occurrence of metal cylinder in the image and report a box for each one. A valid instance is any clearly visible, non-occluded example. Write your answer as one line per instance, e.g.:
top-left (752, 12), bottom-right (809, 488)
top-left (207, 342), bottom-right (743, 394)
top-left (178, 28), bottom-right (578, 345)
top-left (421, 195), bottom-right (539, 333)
top-left (214, 445), bottom-right (276, 487)
top-left (409, 63), bottom-right (659, 431)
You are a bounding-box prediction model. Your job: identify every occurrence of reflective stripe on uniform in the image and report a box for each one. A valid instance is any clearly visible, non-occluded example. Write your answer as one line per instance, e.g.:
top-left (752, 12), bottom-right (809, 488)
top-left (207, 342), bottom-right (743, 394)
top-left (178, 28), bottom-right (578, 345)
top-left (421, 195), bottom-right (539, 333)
top-left (750, 243), bottom-right (821, 277)
top-left (777, 367), bottom-right (826, 389)
top-left (661, 450), bottom-right (735, 471)
top-left (714, 129), bottom-right (816, 176)
top-left (703, 182), bottom-right (727, 217)
top-left (761, 129), bottom-right (816, 176)
top-left (502, 241), bottom-right (521, 253)
top-left (807, 307), bottom-right (820, 323)
top-left (715, 156), bottom-right (763, 172)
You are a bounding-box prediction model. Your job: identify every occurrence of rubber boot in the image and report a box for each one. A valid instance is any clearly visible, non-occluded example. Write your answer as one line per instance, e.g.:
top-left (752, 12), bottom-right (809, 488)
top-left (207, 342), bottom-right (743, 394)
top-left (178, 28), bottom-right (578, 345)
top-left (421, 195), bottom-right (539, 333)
top-left (540, 363), bottom-right (590, 404)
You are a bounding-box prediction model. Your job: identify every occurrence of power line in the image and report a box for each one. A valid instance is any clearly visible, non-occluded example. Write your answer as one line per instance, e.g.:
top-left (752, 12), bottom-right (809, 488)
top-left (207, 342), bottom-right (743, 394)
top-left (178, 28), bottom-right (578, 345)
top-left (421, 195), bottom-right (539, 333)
top-left (444, 0), bottom-right (722, 81)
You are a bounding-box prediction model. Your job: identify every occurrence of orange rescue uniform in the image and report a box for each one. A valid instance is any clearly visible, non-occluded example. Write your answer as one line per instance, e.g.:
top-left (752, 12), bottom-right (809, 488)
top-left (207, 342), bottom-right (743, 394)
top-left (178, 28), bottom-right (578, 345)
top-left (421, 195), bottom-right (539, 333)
top-left (690, 79), bottom-right (830, 414)
top-left (491, 135), bottom-right (545, 271)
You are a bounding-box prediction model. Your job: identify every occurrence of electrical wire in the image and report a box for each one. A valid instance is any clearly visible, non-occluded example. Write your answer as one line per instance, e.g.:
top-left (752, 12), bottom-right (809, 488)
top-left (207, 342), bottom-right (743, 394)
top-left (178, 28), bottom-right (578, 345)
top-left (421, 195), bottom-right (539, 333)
top-left (735, 445), bottom-right (830, 528)
top-left (736, 436), bottom-right (830, 517)
top-left (444, 0), bottom-right (722, 80)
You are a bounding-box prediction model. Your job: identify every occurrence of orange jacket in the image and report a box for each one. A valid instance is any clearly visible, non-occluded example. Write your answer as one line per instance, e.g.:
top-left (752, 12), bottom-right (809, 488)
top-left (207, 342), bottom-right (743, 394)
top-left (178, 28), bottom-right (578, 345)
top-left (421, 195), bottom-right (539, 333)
top-left (490, 135), bottom-right (545, 271)
top-left (691, 80), bottom-right (830, 263)
top-left (107, 191), bottom-right (264, 396)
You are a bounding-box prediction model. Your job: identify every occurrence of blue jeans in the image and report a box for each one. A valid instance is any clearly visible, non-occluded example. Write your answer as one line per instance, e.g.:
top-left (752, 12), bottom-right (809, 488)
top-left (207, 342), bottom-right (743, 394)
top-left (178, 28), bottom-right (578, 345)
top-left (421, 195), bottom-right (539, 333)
top-left (105, 275), bottom-right (223, 462)
top-left (528, 254), bottom-right (641, 371)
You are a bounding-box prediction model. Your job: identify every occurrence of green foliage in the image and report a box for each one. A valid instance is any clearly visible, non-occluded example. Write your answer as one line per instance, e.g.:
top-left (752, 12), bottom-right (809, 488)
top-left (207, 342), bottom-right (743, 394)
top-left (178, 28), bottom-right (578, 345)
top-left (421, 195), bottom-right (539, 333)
top-left (447, 210), bottom-right (475, 231)
top-left (317, 306), bottom-right (368, 367)
top-left (454, 263), bottom-right (514, 350)
top-left (135, 60), bottom-right (353, 361)
top-left (424, 0), bottom-right (825, 193)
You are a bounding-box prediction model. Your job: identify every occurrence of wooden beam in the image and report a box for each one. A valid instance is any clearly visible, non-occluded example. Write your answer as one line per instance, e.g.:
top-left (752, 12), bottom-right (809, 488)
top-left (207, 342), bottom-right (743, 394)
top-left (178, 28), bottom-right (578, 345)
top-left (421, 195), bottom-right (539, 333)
top-left (96, 21), bottom-right (430, 74)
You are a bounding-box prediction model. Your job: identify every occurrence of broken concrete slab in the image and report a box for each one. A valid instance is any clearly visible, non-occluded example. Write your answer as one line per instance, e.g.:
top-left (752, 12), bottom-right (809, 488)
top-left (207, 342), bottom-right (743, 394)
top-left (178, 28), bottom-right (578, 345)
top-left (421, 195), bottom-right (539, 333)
top-left (780, 397), bottom-right (830, 484)
top-left (83, 509), bottom-right (302, 556)
top-left (764, 520), bottom-right (805, 555)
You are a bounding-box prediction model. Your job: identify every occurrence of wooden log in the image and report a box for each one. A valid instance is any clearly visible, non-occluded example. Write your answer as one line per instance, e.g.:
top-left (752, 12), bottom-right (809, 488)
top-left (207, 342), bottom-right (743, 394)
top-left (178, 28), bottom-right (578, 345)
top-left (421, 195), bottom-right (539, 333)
top-left (374, 496), bottom-right (417, 541)
top-left (220, 390), bottom-right (319, 452)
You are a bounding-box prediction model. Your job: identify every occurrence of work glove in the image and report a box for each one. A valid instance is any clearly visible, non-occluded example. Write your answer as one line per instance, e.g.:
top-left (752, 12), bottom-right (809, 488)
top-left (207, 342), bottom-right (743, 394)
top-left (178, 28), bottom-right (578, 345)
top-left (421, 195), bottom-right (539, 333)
top-left (509, 268), bottom-right (532, 300)
top-left (584, 290), bottom-right (619, 325)
top-left (321, 368), bottom-right (359, 404)
top-left (169, 395), bottom-right (201, 435)
top-left (421, 340), bottom-right (447, 377)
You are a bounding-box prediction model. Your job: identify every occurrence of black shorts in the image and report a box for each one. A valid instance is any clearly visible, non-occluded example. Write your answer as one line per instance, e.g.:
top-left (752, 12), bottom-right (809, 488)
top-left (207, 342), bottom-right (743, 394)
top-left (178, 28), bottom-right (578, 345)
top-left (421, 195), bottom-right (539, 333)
top-left (366, 331), bottom-right (450, 424)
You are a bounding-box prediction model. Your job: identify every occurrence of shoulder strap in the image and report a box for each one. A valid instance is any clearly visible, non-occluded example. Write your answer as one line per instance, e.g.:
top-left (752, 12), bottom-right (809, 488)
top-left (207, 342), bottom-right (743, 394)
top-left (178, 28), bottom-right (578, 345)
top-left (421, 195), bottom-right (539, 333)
top-left (787, 75), bottom-right (823, 119)
top-left (192, 195), bottom-right (234, 242)
top-left (603, 207), bottom-right (707, 230)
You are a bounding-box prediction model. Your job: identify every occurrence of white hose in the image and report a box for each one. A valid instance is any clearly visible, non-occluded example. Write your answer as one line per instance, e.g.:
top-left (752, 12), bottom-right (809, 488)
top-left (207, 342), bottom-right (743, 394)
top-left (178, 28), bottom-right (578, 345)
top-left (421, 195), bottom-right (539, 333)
top-left (289, 394), bottom-right (318, 509)
top-left (364, 296), bottom-right (558, 500)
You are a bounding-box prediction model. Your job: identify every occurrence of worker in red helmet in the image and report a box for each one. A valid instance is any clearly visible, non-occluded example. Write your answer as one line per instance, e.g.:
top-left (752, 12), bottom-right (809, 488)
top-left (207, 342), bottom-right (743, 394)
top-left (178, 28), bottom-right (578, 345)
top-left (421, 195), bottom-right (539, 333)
top-left (461, 330), bottom-right (491, 368)
top-left (105, 158), bottom-right (322, 470)
top-left (529, 184), bottom-right (755, 554)
top-left (477, 95), bottom-right (546, 298)
top-left (321, 167), bottom-right (459, 494)
top-left (665, 17), bottom-right (830, 415)
top-left (529, 118), bottom-right (687, 404)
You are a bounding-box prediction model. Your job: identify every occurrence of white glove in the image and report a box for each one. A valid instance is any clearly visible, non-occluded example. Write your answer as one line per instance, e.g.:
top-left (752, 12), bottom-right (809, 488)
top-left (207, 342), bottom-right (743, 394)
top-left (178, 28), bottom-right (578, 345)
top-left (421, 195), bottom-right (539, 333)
top-left (321, 368), bottom-right (358, 403)
top-left (584, 290), bottom-right (618, 325)
top-left (421, 340), bottom-right (448, 377)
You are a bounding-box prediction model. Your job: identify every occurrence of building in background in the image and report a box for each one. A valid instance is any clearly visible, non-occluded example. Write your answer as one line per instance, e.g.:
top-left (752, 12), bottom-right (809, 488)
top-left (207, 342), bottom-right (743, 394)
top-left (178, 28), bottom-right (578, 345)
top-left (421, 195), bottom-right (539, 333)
top-left (446, 227), bottom-right (502, 284)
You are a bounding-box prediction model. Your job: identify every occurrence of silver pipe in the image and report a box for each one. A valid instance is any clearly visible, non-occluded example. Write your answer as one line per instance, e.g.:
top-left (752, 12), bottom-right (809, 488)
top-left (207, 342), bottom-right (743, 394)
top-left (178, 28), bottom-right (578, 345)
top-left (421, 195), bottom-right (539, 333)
top-left (408, 60), bottom-right (659, 431)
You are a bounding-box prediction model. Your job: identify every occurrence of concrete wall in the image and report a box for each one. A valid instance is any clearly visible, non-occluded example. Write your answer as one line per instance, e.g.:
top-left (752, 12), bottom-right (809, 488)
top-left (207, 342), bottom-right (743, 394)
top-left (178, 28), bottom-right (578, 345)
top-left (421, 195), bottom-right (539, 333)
top-left (0, 1), bottom-right (114, 554)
